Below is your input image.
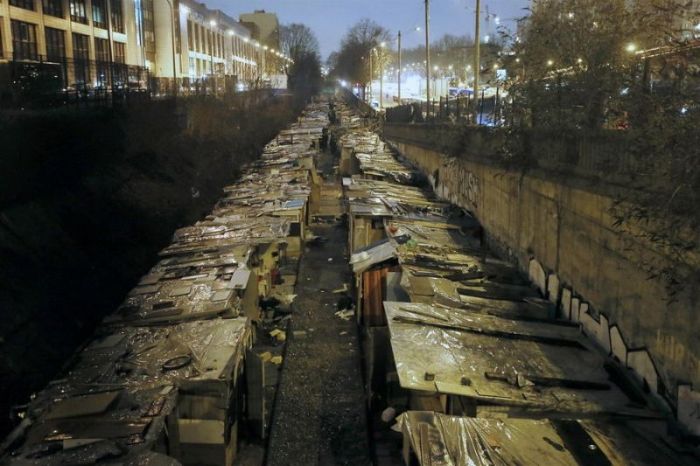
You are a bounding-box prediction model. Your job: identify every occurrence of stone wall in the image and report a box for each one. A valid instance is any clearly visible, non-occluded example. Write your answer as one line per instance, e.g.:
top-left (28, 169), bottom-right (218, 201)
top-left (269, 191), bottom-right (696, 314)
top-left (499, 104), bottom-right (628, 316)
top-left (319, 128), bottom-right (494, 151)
top-left (385, 123), bottom-right (700, 435)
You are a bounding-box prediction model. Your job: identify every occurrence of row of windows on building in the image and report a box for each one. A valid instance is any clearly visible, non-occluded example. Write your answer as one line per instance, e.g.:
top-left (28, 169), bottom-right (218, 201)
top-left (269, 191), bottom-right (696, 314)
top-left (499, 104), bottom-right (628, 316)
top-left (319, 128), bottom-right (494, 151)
top-left (8, 0), bottom-right (124, 32)
top-left (4, 18), bottom-right (125, 62)
top-left (184, 20), bottom-right (261, 61)
top-left (186, 19), bottom-right (225, 59)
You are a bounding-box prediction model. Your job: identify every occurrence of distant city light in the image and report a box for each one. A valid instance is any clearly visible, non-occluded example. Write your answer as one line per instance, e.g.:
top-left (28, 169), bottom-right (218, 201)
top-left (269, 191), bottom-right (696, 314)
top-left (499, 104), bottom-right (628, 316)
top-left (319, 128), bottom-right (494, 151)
top-left (547, 59), bottom-right (554, 67)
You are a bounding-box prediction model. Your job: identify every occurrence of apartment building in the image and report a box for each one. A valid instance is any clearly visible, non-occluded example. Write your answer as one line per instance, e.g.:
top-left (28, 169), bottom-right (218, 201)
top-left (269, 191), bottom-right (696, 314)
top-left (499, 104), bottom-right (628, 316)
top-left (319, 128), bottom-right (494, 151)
top-left (0, 0), bottom-right (150, 94)
top-left (171, 0), bottom-right (261, 91)
top-left (0, 0), bottom-right (290, 101)
top-left (239, 9), bottom-right (279, 50)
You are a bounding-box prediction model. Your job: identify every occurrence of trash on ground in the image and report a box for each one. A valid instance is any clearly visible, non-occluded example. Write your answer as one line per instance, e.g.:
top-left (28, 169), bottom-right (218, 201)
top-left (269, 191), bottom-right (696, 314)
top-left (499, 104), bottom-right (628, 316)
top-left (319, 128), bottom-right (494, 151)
top-left (333, 283), bottom-right (349, 294)
top-left (335, 310), bottom-right (354, 321)
top-left (270, 329), bottom-right (286, 342)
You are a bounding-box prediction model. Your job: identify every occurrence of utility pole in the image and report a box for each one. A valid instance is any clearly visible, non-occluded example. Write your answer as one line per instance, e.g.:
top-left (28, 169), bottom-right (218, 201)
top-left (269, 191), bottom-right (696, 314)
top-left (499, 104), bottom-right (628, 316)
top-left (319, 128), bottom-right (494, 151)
top-left (474, 0), bottom-right (481, 120)
top-left (425, 0), bottom-right (431, 110)
top-left (165, 0), bottom-right (177, 96)
top-left (369, 49), bottom-right (373, 103)
top-left (379, 47), bottom-right (384, 109)
top-left (398, 30), bottom-right (402, 104)
top-left (106, 0), bottom-right (115, 97)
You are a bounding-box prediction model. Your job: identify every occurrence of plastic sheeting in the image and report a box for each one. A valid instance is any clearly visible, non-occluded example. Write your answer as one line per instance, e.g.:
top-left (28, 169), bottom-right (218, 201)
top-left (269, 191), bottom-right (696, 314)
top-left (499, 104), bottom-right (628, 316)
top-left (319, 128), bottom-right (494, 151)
top-left (397, 411), bottom-right (696, 466)
top-left (8, 386), bottom-right (179, 465)
top-left (350, 239), bottom-right (397, 273)
top-left (384, 301), bottom-right (652, 417)
top-left (396, 411), bottom-right (695, 466)
top-left (397, 411), bottom-right (579, 465)
top-left (6, 320), bottom-right (251, 464)
top-left (347, 178), bottom-right (450, 218)
top-left (47, 318), bottom-right (252, 395)
top-left (338, 130), bottom-right (417, 184)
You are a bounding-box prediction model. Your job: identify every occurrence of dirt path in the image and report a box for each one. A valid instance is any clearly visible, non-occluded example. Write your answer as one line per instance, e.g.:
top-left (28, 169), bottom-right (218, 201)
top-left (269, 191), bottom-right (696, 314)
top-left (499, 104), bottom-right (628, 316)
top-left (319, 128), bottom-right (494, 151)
top-left (265, 151), bottom-right (370, 465)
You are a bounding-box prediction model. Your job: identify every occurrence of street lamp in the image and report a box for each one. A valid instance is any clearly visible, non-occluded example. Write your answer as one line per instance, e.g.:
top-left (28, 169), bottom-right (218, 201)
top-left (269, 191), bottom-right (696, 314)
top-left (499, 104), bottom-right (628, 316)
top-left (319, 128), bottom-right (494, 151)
top-left (474, 0), bottom-right (481, 113)
top-left (425, 0), bottom-right (431, 106)
top-left (369, 49), bottom-right (374, 103)
top-left (163, 0), bottom-right (177, 95)
top-left (209, 20), bottom-right (217, 78)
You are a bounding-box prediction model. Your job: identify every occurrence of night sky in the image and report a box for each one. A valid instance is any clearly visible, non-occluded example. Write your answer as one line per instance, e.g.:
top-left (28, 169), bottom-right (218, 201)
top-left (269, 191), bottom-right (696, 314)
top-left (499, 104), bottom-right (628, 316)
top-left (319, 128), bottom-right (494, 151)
top-left (205, 0), bottom-right (532, 58)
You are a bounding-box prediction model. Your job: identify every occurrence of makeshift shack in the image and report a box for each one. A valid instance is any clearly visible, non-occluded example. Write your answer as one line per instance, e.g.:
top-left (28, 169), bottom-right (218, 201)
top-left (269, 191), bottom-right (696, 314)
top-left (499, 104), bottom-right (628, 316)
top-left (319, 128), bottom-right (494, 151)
top-left (383, 302), bottom-right (654, 419)
top-left (396, 411), bottom-right (695, 466)
top-left (4, 318), bottom-right (252, 466)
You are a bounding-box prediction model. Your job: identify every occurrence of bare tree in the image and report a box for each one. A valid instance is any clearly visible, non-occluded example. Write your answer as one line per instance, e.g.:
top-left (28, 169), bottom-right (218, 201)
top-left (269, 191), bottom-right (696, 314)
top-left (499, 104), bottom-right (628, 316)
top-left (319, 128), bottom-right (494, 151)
top-left (502, 0), bottom-right (700, 296)
top-left (330, 19), bottom-right (392, 88)
top-left (280, 23), bottom-right (322, 97)
top-left (281, 23), bottom-right (320, 61)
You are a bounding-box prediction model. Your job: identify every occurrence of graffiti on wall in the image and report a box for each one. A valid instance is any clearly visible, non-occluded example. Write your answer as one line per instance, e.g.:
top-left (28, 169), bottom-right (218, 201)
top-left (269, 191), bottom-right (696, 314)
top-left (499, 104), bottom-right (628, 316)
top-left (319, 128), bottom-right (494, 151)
top-left (529, 258), bottom-right (700, 436)
top-left (438, 159), bottom-right (480, 210)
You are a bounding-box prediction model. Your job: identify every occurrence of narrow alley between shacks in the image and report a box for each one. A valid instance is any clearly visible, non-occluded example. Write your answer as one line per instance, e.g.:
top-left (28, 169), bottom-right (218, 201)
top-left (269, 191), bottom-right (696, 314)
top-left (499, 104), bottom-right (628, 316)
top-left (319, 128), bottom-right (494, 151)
top-left (265, 146), bottom-right (371, 466)
top-left (1, 93), bottom-right (697, 466)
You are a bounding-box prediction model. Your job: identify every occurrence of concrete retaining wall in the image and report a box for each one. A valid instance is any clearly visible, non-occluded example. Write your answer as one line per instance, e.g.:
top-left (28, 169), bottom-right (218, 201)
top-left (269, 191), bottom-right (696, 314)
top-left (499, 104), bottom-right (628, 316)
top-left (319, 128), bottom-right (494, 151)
top-left (385, 124), bottom-right (700, 435)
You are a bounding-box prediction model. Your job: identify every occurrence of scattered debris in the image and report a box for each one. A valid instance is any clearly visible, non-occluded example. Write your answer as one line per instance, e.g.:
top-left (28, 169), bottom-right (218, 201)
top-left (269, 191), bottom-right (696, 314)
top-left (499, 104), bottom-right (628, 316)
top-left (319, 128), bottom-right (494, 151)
top-left (337, 294), bottom-right (354, 310)
top-left (332, 283), bottom-right (349, 294)
top-left (270, 356), bottom-right (283, 365)
top-left (334, 310), bottom-right (354, 321)
top-left (380, 407), bottom-right (397, 423)
top-left (270, 329), bottom-right (286, 342)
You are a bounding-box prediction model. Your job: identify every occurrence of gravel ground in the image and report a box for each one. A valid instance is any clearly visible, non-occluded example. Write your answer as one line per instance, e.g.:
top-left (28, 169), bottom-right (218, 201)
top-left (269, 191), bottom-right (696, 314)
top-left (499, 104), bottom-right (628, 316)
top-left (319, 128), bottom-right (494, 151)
top-left (265, 144), bottom-right (371, 466)
top-left (265, 221), bottom-right (371, 466)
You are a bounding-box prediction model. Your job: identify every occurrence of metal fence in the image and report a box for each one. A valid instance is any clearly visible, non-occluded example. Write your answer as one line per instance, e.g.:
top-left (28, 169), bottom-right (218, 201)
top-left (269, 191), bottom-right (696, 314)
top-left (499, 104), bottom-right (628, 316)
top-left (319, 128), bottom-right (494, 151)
top-left (0, 55), bottom-right (262, 109)
top-left (0, 54), bottom-right (152, 108)
top-left (386, 91), bottom-right (507, 126)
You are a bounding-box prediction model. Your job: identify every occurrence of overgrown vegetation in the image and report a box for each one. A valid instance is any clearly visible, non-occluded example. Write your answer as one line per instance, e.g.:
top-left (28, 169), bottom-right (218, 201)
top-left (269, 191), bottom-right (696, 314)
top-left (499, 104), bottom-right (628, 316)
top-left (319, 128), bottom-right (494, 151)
top-left (282, 23), bottom-right (323, 97)
top-left (328, 19), bottom-right (392, 95)
top-left (0, 94), bottom-right (301, 437)
top-left (501, 0), bottom-right (700, 296)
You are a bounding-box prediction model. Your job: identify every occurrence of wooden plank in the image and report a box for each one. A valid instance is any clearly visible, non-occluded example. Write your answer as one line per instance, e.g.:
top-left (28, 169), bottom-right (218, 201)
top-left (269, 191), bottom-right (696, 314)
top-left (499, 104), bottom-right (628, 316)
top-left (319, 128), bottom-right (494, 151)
top-left (45, 391), bottom-right (121, 420)
top-left (245, 350), bottom-right (266, 438)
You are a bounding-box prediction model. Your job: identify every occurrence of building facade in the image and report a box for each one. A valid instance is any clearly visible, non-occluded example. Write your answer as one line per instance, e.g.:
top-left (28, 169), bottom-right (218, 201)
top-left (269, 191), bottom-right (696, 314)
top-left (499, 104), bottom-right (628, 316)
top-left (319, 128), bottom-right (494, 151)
top-left (239, 9), bottom-right (279, 51)
top-left (0, 0), bottom-right (290, 103)
top-left (0, 0), bottom-right (151, 98)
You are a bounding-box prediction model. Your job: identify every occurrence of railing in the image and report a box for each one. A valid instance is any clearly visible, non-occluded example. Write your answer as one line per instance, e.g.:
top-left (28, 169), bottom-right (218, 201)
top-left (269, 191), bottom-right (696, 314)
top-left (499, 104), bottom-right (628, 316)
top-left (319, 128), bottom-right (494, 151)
top-left (0, 55), bottom-right (262, 109)
top-left (382, 122), bottom-right (653, 188)
top-left (1, 54), bottom-right (150, 108)
top-left (386, 91), bottom-right (507, 126)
